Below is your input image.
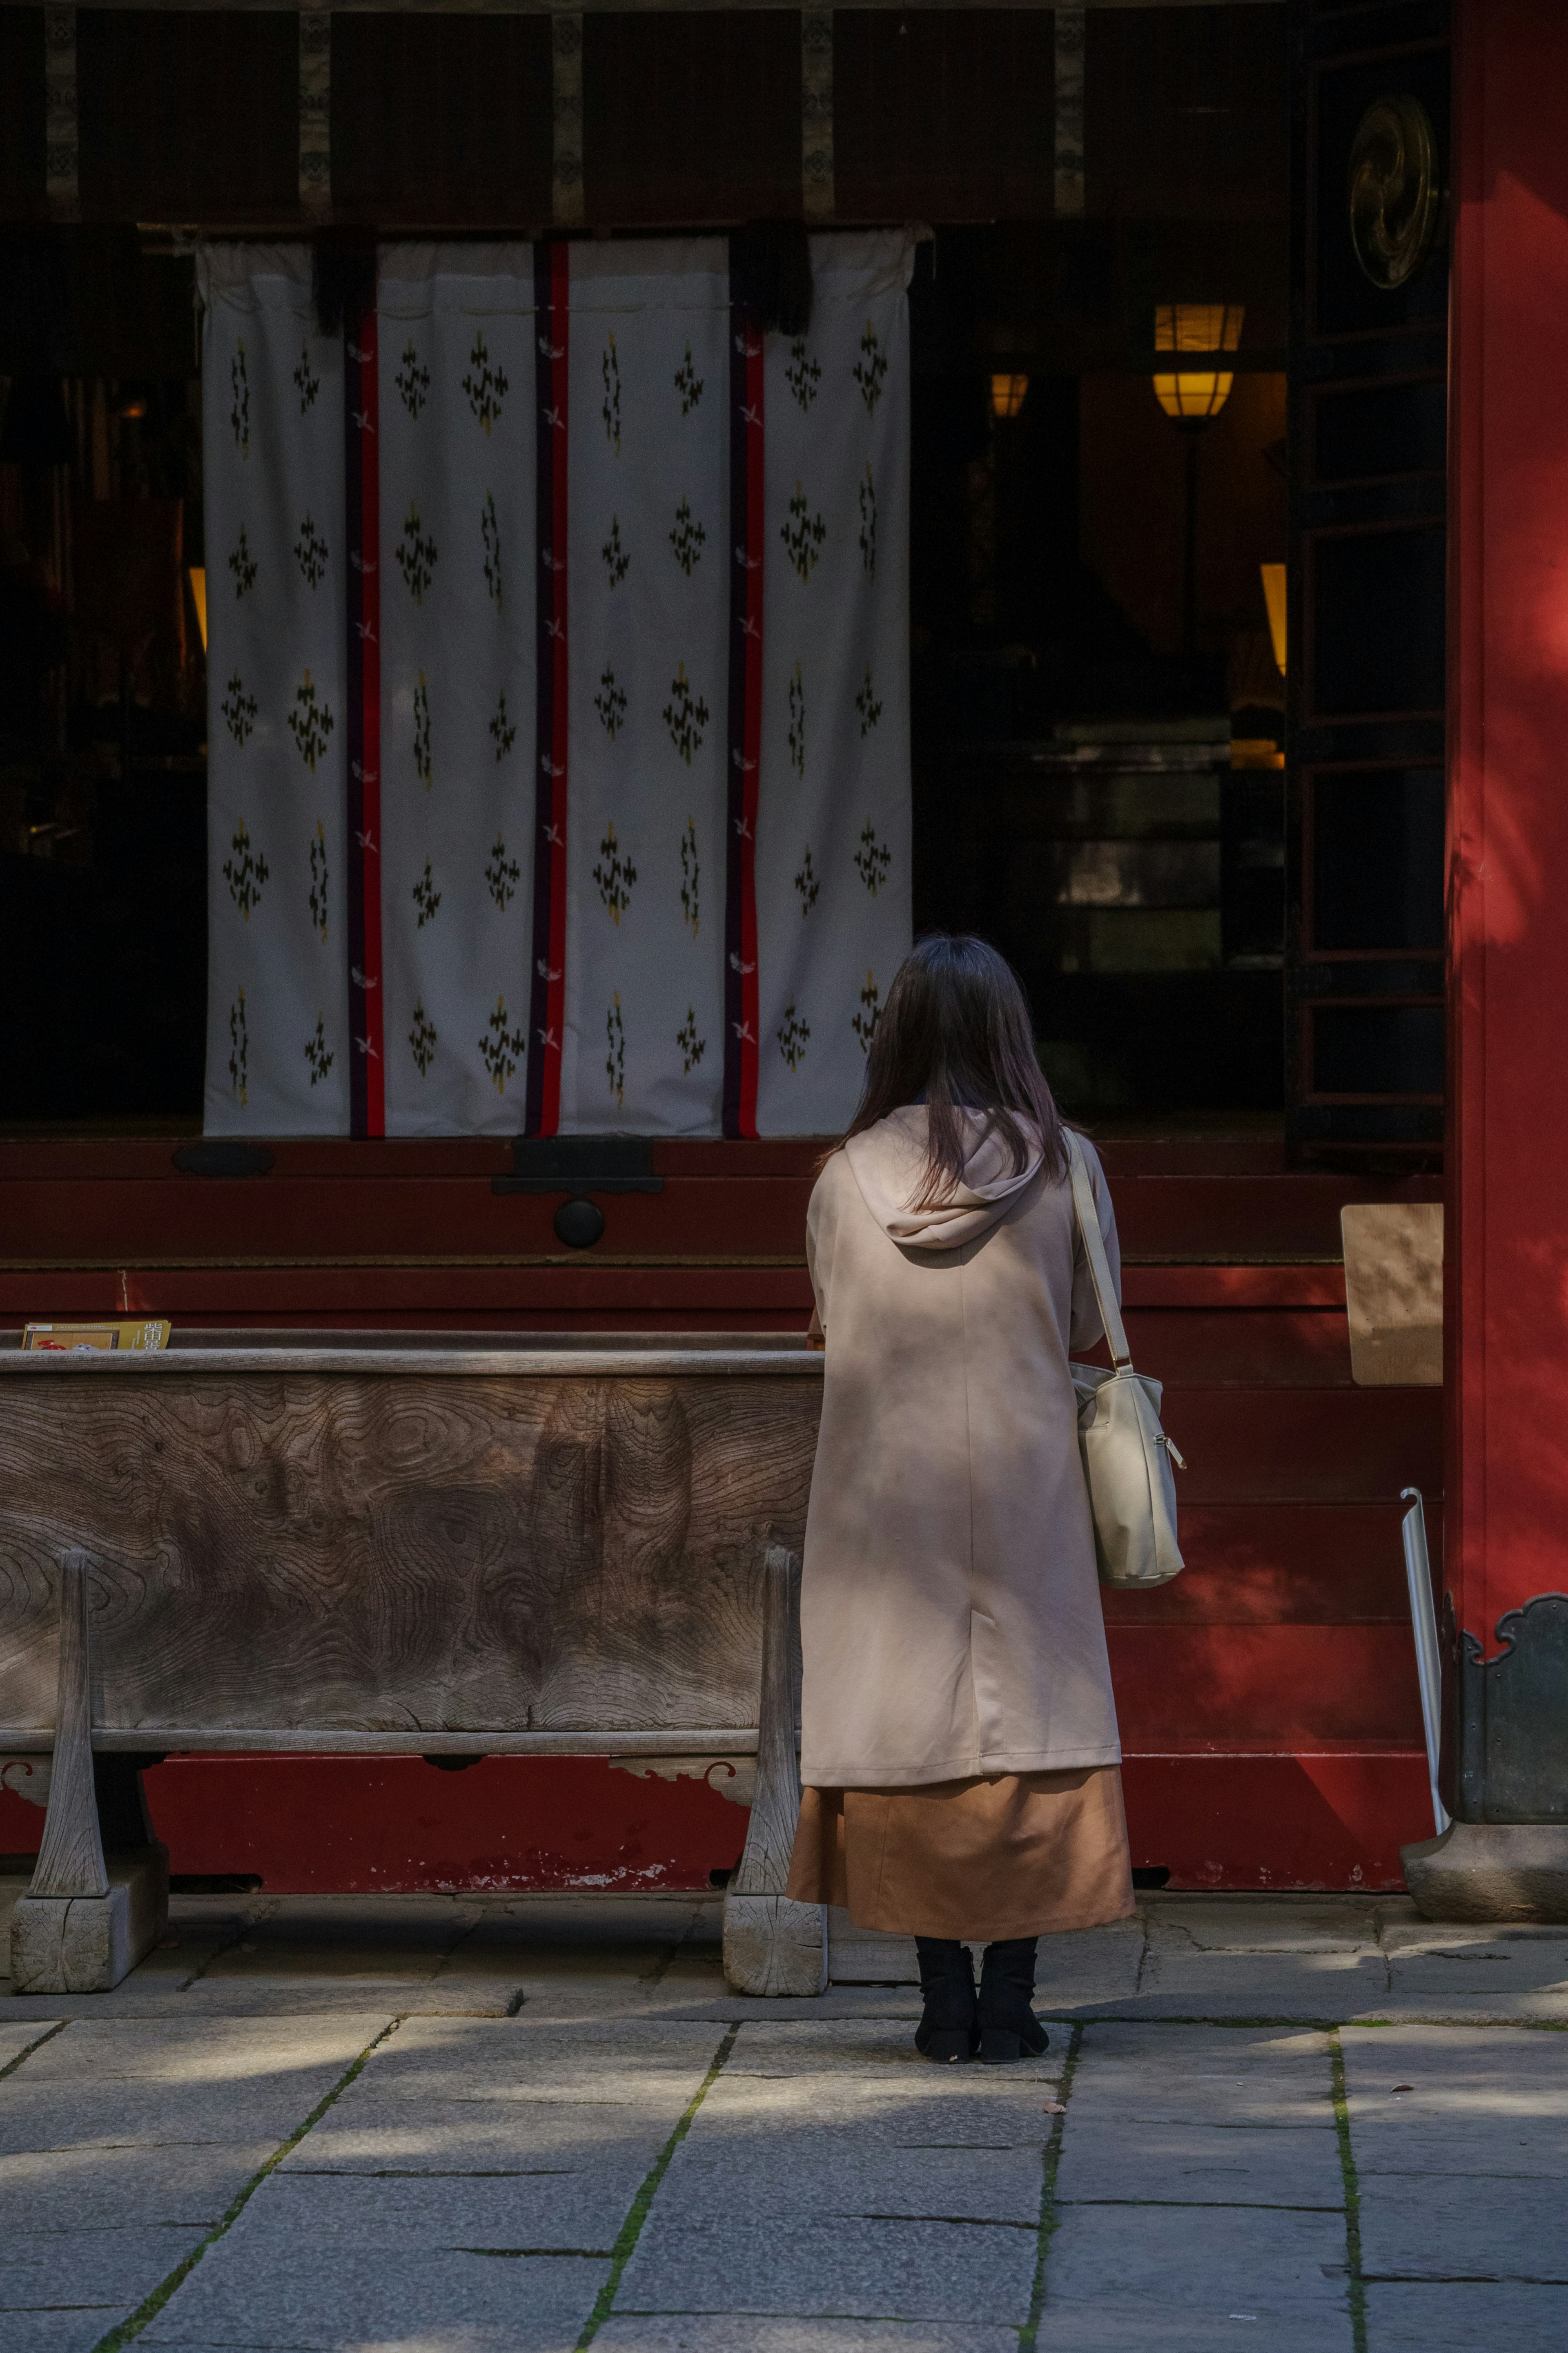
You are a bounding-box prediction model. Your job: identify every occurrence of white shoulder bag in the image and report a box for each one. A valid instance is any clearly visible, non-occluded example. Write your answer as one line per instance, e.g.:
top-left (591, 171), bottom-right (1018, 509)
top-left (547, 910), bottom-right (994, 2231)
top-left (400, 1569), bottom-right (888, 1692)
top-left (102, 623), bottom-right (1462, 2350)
top-left (1065, 1131), bottom-right (1186, 1589)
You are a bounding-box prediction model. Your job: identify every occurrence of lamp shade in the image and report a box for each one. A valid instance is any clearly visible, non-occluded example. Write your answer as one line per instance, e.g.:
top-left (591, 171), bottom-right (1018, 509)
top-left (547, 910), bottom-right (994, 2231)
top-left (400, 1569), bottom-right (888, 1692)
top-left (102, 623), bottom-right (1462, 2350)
top-left (1260, 562), bottom-right (1286, 675)
top-left (990, 372), bottom-right (1029, 420)
top-left (1152, 303), bottom-right (1245, 423)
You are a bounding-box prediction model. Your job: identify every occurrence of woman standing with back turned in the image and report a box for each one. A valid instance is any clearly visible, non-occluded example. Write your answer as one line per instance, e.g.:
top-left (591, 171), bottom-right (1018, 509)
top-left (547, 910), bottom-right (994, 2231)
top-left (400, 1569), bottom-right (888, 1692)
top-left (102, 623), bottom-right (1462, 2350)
top-left (786, 935), bottom-right (1135, 2063)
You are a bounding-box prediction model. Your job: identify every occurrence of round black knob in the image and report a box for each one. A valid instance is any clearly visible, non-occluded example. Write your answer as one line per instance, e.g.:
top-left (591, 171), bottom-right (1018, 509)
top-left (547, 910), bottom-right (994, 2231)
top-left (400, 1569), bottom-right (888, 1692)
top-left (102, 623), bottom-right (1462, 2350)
top-left (553, 1196), bottom-right (605, 1249)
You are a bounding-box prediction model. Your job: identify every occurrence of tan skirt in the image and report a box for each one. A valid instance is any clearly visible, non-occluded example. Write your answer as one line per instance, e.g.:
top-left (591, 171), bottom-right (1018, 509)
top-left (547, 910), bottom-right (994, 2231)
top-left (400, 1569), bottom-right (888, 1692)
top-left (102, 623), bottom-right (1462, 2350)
top-left (784, 1765), bottom-right (1136, 1942)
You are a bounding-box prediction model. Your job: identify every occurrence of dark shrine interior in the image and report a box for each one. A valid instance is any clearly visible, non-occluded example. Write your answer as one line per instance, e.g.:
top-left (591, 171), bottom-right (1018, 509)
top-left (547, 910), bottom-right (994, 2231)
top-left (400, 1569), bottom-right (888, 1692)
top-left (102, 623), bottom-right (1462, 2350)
top-left (908, 221), bottom-right (1290, 1123)
top-left (0, 223), bottom-right (1292, 1134)
top-left (0, 10), bottom-right (1447, 1145)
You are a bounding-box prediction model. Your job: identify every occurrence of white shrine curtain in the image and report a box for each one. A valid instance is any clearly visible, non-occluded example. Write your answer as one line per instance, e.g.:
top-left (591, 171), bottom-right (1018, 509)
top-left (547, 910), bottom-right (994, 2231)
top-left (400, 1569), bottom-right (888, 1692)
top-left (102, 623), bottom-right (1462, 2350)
top-left (199, 235), bottom-right (912, 1138)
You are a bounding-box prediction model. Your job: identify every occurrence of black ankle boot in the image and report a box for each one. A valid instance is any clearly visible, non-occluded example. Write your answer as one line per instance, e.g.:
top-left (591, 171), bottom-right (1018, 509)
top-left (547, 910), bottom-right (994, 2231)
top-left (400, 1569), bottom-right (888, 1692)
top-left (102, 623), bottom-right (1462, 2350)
top-left (913, 1937), bottom-right (977, 2063)
top-left (977, 1938), bottom-right (1049, 2065)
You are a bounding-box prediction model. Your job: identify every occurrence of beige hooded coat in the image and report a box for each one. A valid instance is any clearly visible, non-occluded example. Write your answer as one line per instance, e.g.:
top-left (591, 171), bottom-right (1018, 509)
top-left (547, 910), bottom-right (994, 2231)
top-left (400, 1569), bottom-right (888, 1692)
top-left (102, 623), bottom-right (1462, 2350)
top-left (800, 1106), bottom-right (1123, 1789)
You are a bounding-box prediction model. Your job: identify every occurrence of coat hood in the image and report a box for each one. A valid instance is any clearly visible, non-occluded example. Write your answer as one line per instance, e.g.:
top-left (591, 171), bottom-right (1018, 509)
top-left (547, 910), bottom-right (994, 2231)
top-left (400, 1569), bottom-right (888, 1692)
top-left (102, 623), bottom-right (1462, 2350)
top-left (844, 1104), bottom-right (1045, 1251)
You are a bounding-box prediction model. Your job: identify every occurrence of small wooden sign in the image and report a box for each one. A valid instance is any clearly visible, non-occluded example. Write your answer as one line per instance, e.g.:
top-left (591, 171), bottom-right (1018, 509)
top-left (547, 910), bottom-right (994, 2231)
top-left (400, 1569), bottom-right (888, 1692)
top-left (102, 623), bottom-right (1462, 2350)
top-left (1341, 1205), bottom-right (1442, 1386)
top-left (22, 1320), bottom-right (171, 1353)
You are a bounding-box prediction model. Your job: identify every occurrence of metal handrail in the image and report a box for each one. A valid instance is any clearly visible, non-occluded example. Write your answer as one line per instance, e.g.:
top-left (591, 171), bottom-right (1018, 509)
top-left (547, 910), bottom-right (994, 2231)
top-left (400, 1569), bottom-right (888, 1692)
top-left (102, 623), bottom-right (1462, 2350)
top-left (1400, 1487), bottom-right (1450, 1836)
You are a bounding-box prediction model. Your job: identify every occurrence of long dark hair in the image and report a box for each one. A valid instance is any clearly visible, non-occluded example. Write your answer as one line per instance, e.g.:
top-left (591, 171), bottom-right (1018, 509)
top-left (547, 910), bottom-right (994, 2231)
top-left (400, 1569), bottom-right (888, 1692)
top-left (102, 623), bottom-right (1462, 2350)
top-left (835, 935), bottom-right (1067, 1202)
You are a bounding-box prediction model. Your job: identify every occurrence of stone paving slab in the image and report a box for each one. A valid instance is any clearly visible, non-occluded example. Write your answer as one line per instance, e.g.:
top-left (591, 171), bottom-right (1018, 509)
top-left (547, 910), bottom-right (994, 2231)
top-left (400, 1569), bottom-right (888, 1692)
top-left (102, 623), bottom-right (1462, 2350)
top-left (1060, 2022), bottom-right (1333, 2117)
top-left (596, 2322), bottom-right (1021, 2353)
top-left (1147, 1900), bottom-right (1391, 1951)
top-left (670, 2136), bottom-right (1043, 2227)
top-left (1130, 1945), bottom-right (1392, 2014)
top-left (347, 2014), bottom-right (727, 2100)
top-left (6, 1899), bottom-right (1568, 2350)
top-left (1060, 2117), bottom-right (1344, 2206)
top-left (0, 2018), bottom-right (59, 2070)
top-left (140, 2343), bottom-right (588, 2353)
top-left (0, 2084), bottom-right (338, 2156)
top-left (1379, 1920), bottom-right (1568, 1954)
top-left (457, 1895), bottom-right (722, 1952)
top-left (1341, 2024), bottom-right (1568, 2173)
top-left (1383, 1936), bottom-right (1568, 2018)
top-left (229, 2167), bottom-right (629, 2251)
top-left (17, 1884), bottom-right (1568, 2025)
top-left (2, 2223), bottom-right (204, 2320)
top-left (0, 2312), bottom-right (140, 2353)
top-left (13, 2012), bottom-right (392, 2083)
top-left (722, 2019), bottom-right (1050, 2076)
top-left (191, 1895), bottom-right (486, 1972)
top-left (137, 2236), bottom-right (609, 2348)
top-left (0, 2142), bottom-right (280, 2233)
top-left (616, 2211), bottom-right (1038, 2327)
top-left (1363, 2281), bottom-right (1568, 2350)
top-left (279, 2094), bottom-right (689, 2175)
top-left (1356, 2173), bottom-right (1568, 2279)
top-left (681, 2081), bottom-right (1058, 2152)
top-left (1035, 2203), bottom-right (1353, 2350)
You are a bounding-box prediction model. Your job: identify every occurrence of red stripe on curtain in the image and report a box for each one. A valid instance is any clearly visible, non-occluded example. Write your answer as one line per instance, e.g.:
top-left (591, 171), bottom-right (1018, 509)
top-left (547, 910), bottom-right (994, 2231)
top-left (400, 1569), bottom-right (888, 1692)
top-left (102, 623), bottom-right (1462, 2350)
top-left (527, 240), bottom-right (570, 1136)
top-left (345, 302), bottom-right (385, 1137)
top-left (724, 309), bottom-right (764, 1138)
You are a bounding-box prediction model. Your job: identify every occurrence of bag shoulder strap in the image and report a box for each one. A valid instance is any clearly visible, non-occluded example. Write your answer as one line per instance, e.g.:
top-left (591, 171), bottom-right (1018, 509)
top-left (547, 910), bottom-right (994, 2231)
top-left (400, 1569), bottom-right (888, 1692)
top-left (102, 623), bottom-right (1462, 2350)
top-left (1065, 1130), bottom-right (1131, 1369)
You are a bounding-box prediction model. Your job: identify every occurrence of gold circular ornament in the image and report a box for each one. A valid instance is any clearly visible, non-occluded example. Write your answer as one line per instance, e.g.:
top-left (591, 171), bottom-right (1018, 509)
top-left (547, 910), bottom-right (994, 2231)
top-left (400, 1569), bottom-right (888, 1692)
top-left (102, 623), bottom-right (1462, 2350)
top-left (1348, 94), bottom-right (1442, 290)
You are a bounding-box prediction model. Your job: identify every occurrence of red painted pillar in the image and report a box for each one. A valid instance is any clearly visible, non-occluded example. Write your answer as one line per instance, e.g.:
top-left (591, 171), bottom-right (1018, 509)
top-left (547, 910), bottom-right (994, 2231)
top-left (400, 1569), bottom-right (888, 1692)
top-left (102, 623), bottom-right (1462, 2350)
top-left (1418, 0), bottom-right (1568, 1913)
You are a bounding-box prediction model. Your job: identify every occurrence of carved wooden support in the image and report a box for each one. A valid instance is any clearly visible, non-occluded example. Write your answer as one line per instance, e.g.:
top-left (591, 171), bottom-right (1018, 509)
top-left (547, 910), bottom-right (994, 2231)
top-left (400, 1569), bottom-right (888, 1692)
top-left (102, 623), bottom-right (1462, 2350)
top-left (9, 1550), bottom-right (167, 1995)
top-left (28, 1550), bottom-right (107, 1901)
top-left (722, 1543), bottom-right (827, 1996)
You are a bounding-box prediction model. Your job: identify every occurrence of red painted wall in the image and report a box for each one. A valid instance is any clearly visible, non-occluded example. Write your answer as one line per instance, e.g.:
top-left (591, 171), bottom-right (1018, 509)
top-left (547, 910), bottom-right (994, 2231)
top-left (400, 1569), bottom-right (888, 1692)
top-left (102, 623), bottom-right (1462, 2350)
top-left (0, 1135), bottom-right (1441, 1891)
top-left (1448, 1), bottom-right (1568, 1654)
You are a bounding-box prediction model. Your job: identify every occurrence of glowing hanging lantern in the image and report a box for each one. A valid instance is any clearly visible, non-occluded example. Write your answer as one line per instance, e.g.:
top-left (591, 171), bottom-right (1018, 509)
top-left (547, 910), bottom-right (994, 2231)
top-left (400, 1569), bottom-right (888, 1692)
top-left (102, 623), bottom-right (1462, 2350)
top-left (1260, 562), bottom-right (1287, 674)
top-left (188, 567), bottom-right (208, 653)
top-left (1152, 303), bottom-right (1245, 424)
top-left (990, 372), bottom-right (1029, 420)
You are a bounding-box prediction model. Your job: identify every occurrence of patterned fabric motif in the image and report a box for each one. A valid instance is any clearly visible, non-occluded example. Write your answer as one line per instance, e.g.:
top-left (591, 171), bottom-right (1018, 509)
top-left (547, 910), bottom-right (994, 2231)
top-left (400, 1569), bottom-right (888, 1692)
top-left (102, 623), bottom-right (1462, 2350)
top-left (344, 303), bottom-right (383, 1133)
top-left (754, 236), bottom-right (913, 1133)
top-left (378, 246), bottom-right (538, 1134)
top-left (200, 236), bottom-right (912, 1138)
top-left (202, 248), bottom-right (348, 1135)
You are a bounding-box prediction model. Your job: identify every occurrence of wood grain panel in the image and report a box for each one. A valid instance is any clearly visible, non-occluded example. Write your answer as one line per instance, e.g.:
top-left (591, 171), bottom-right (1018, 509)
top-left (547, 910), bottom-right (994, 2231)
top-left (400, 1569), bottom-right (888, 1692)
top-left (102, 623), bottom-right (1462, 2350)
top-left (0, 1371), bottom-right (820, 1738)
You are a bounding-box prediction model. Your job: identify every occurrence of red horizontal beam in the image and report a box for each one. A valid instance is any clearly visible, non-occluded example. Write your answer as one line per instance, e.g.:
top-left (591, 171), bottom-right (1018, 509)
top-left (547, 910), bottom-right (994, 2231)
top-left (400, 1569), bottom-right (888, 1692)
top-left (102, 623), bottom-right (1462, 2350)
top-left (1109, 1621), bottom-right (1427, 1749)
top-left (0, 1274), bottom-right (1377, 1333)
top-left (0, 1749), bottom-right (1435, 1896)
top-left (1155, 1386), bottom-right (1441, 1502)
top-left (0, 1148), bottom-right (1439, 1271)
top-left (1098, 1500), bottom-right (1435, 1626)
top-left (1121, 1750), bottom-right (1434, 1891)
top-left (0, 1264), bottom-right (818, 1321)
top-left (0, 1268), bottom-right (1365, 1323)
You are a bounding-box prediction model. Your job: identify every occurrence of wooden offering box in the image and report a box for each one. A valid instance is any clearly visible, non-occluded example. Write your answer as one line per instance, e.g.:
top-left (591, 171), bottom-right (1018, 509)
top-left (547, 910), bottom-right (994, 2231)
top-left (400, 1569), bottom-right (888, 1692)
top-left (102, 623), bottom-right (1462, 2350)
top-left (0, 1331), bottom-right (826, 1995)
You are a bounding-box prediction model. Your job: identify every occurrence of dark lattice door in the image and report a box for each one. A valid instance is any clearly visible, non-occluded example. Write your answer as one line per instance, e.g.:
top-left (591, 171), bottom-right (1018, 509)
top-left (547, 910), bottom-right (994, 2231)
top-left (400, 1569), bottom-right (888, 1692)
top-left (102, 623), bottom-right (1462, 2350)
top-left (1286, 0), bottom-right (1450, 1165)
